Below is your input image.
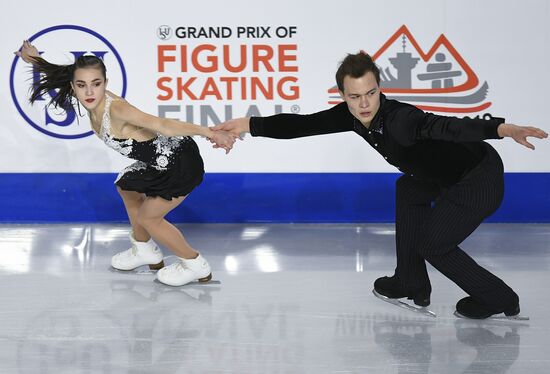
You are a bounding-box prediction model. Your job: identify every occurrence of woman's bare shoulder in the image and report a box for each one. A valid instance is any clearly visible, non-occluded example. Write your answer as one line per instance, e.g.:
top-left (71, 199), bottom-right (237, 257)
top-left (106, 90), bottom-right (127, 103)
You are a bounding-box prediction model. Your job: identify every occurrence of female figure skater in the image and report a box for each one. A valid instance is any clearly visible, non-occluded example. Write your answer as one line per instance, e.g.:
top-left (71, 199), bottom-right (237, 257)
top-left (16, 40), bottom-right (236, 286)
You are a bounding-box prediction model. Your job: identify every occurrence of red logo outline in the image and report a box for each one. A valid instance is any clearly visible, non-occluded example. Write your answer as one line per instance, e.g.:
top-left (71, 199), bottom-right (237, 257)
top-left (328, 25), bottom-right (491, 113)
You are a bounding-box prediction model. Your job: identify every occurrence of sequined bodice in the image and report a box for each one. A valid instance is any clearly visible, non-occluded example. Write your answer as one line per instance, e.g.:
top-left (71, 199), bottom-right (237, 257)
top-left (99, 95), bottom-right (191, 170)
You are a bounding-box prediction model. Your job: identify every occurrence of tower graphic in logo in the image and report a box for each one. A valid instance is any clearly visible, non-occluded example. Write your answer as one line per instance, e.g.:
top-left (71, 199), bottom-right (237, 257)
top-left (328, 25), bottom-right (490, 113)
top-left (10, 25), bottom-right (127, 139)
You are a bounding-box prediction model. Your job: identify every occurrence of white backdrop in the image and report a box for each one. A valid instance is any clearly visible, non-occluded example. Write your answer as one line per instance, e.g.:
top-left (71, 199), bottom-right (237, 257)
top-left (1, 0), bottom-right (548, 173)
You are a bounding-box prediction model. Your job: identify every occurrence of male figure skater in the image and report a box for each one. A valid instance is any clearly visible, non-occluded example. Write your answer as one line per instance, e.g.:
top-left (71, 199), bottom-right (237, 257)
top-left (214, 52), bottom-right (547, 319)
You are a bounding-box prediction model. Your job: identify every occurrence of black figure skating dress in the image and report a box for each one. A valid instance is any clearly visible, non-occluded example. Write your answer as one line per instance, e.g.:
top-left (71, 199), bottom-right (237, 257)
top-left (98, 94), bottom-right (204, 200)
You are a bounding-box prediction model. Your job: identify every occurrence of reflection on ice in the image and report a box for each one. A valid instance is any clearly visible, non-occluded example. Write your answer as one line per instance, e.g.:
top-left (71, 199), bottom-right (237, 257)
top-left (0, 223), bottom-right (547, 373)
top-left (252, 245), bottom-right (279, 273)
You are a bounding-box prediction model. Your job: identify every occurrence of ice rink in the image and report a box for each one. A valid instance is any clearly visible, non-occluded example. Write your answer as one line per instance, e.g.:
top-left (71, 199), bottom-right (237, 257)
top-left (0, 223), bottom-right (548, 373)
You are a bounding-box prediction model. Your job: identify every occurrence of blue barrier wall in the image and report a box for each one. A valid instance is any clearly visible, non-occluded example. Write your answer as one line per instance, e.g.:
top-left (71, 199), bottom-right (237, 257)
top-left (1, 173), bottom-right (548, 223)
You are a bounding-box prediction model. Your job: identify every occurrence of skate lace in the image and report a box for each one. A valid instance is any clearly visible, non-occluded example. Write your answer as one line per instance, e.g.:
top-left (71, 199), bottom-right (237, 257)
top-left (173, 261), bottom-right (188, 272)
top-left (130, 244), bottom-right (138, 257)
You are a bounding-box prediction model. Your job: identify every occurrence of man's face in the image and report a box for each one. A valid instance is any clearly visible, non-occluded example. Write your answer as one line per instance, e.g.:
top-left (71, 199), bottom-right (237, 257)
top-left (339, 71), bottom-right (381, 127)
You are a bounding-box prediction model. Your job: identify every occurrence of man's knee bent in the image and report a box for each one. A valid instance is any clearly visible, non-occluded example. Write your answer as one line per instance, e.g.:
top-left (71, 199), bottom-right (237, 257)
top-left (416, 237), bottom-right (456, 258)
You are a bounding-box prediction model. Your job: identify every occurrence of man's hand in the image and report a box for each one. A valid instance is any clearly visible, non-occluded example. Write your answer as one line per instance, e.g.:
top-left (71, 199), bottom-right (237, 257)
top-left (15, 40), bottom-right (40, 64)
top-left (212, 117), bottom-right (251, 139)
top-left (497, 123), bottom-right (548, 150)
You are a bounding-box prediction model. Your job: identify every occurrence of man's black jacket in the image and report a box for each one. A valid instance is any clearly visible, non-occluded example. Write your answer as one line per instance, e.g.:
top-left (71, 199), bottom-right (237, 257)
top-left (250, 94), bottom-right (504, 186)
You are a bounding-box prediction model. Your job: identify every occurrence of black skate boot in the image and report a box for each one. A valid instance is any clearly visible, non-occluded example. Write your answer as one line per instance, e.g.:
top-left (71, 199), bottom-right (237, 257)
top-left (455, 296), bottom-right (528, 320)
top-left (374, 275), bottom-right (431, 307)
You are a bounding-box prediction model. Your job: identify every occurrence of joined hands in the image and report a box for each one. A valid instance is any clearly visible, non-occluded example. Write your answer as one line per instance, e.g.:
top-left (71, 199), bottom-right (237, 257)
top-left (208, 129), bottom-right (238, 154)
top-left (209, 118), bottom-right (250, 153)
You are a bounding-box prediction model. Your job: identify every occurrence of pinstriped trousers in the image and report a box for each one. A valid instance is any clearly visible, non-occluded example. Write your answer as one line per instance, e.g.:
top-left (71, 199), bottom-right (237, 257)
top-left (394, 143), bottom-right (518, 311)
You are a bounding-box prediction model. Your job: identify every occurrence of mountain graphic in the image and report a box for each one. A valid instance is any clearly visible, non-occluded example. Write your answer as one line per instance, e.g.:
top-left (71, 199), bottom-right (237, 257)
top-left (328, 25), bottom-right (491, 113)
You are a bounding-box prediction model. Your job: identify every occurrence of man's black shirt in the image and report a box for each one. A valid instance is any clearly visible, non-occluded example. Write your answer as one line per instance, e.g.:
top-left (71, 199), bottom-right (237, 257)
top-left (250, 94), bottom-right (504, 186)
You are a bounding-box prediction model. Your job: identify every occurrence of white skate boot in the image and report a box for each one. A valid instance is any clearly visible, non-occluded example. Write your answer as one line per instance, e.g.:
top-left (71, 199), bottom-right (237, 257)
top-left (156, 254), bottom-right (212, 286)
top-left (111, 234), bottom-right (164, 271)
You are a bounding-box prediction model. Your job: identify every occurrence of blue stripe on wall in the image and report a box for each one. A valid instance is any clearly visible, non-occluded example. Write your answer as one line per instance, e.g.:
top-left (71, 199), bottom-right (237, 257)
top-left (0, 173), bottom-right (548, 223)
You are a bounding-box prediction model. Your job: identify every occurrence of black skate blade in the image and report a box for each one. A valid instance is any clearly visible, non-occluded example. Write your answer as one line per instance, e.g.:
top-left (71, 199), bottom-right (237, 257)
top-left (454, 311), bottom-right (530, 321)
top-left (373, 289), bottom-right (436, 318)
top-left (153, 279), bottom-right (221, 286)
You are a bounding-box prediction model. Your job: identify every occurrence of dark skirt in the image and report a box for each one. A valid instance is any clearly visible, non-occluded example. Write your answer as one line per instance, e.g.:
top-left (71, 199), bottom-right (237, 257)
top-left (115, 139), bottom-right (204, 200)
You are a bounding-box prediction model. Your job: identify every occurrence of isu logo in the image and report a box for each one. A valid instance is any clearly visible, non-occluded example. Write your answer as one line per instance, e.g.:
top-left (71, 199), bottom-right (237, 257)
top-left (328, 25), bottom-right (491, 114)
top-left (10, 25), bottom-right (127, 139)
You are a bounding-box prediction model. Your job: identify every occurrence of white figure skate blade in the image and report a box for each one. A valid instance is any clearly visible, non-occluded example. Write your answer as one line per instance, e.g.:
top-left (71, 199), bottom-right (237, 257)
top-left (373, 289), bottom-right (436, 318)
top-left (454, 311), bottom-right (530, 321)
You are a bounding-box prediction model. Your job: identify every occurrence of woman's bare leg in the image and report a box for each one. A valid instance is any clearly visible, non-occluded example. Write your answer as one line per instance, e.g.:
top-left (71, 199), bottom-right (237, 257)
top-left (117, 187), bottom-right (150, 241)
top-left (136, 195), bottom-right (199, 259)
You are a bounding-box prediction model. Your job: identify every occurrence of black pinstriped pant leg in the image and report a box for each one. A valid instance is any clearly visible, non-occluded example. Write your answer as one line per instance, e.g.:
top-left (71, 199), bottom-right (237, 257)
top-left (395, 175), bottom-right (440, 295)
top-left (422, 145), bottom-right (518, 310)
top-left (396, 145), bottom-right (518, 310)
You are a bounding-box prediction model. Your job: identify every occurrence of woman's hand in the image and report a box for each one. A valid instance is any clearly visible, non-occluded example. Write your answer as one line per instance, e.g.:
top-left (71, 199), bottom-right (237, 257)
top-left (15, 40), bottom-right (40, 64)
top-left (209, 130), bottom-right (237, 154)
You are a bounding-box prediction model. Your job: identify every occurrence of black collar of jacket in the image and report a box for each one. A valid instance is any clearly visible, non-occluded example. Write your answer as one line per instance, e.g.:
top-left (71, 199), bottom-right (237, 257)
top-left (369, 93), bottom-right (386, 131)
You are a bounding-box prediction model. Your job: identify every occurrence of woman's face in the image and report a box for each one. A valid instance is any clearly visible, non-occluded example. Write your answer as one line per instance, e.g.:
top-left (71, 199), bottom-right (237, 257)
top-left (71, 67), bottom-right (107, 111)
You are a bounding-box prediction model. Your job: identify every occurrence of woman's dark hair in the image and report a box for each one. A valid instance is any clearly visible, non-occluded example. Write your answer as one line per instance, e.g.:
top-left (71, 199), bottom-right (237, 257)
top-left (29, 55), bottom-right (106, 112)
top-left (335, 51), bottom-right (380, 92)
